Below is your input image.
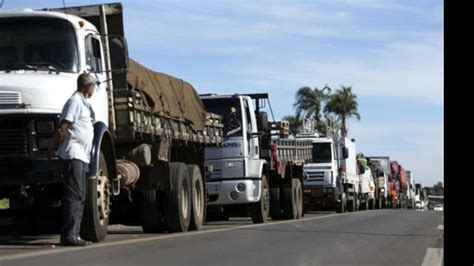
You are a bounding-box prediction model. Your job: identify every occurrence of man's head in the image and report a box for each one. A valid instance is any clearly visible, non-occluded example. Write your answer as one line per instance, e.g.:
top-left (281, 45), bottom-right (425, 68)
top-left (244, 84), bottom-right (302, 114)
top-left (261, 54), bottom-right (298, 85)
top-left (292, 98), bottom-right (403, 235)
top-left (77, 72), bottom-right (97, 98)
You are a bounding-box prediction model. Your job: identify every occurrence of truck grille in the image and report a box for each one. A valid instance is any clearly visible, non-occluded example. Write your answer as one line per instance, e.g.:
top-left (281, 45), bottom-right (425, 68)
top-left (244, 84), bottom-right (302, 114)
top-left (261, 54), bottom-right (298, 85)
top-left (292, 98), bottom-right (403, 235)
top-left (307, 171), bottom-right (324, 181)
top-left (0, 91), bottom-right (21, 105)
top-left (0, 120), bottom-right (28, 158)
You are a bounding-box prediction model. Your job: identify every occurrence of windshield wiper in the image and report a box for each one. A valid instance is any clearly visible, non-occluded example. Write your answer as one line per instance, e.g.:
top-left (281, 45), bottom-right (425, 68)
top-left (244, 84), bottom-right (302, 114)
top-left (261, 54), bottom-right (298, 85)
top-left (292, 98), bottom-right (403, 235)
top-left (28, 63), bottom-right (60, 74)
top-left (2, 64), bottom-right (37, 72)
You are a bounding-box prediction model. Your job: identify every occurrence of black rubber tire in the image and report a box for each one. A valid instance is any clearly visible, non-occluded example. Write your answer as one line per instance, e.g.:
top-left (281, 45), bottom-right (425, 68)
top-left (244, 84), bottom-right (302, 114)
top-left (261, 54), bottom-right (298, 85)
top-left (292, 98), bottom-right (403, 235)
top-left (295, 179), bottom-right (303, 219)
top-left (335, 193), bottom-right (346, 213)
top-left (140, 189), bottom-right (165, 233)
top-left (282, 179), bottom-right (298, 219)
top-left (187, 165), bottom-right (205, 231)
top-left (81, 151), bottom-right (110, 242)
top-left (363, 194), bottom-right (369, 210)
top-left (347, 193), bottom-right (356, 212)
top-left (270, 187), bottom-right (282, 220)
top-left (163, 162), bottom-right (191, 232)
top-left (250, 175), bottom-right (269, 223)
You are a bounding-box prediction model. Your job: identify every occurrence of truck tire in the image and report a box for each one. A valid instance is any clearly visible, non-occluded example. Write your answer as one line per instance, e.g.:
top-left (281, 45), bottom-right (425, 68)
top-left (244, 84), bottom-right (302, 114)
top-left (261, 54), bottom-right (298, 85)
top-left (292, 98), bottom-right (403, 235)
top-left (140, 189), bottom-right (165, 233)
top-left (369, 198), bottom-right (374, 210)
top-left (81, 151), bottom-right (110, 242)
top-left (187, 165), bottom-right (205, 231)
top-left (270, 187), bottom-right (282, 220)
top-left (282, 178), bottom-right (298, 219)
top-left (295, 179), bottom-right (303, 219)
top-left (347, 191), bottom-right (356, 212)
top-left (335, 193), bottom-right (346, 213)
top-left (362, 194), bottom-right (369, 211)
top-left (250, 175), bottom-right (270, 223)
top-left (163, 162), bottom-right (191, 232)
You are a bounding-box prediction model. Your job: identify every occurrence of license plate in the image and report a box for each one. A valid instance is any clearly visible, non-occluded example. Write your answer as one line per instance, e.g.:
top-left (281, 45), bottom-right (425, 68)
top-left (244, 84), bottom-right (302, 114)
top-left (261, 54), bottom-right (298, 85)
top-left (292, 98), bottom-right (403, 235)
top-left (0, 198), bottom-right (9, 210)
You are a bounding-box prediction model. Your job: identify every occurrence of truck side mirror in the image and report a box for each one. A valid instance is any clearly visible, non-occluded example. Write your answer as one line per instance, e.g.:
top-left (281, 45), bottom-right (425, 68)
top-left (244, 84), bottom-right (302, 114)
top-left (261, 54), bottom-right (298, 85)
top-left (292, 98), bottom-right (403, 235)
top-left (109, 36), bottom-right (129, 71)
top-left (342, 147), bottom-right (349, 159)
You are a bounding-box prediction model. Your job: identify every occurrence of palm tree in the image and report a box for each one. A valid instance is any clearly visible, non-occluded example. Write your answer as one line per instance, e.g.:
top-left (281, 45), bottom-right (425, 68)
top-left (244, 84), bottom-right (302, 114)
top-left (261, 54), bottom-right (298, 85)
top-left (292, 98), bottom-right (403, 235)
top-left (282, 115), bottom-right (302, 136)
top-left (324, 86), bottom-right (360, 137)
top-left (293, 85), bottom-right (332, 123)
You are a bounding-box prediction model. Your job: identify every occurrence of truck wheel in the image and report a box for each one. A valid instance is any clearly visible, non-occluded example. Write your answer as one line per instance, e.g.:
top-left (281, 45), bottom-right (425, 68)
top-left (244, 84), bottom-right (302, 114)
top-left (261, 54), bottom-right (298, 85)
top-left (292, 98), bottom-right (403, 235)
top-left (369, 198), bottom-right (374, 210)
top-left (362, 194), bottom-right (369, 210)
top-left (282, 179), bottom-right (298, 219)
top-left (347, 192), bottom-right (356, 212)
top-left (140, 189), bottom-right (165, 233)
top-left (81, 151), bottom-right (111, 242)
top-left (187, 165), bottom-right (205, 231)
top-left (270, 187), bottom-right (282, 220)
top-left (251, 175), bottom-right (270, 223)
top-left (163, 162), bottom-right (191, 232)
top-left (295, 179), bottom-right (303, 219)
top-left (335, 193), bottom-right (346, 213)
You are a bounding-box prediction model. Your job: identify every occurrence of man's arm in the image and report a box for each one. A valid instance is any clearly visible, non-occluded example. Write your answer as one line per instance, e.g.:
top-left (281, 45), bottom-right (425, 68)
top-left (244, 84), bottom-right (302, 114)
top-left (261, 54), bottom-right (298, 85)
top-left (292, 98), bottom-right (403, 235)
top-left (48, 120), bottom-right (71, 158)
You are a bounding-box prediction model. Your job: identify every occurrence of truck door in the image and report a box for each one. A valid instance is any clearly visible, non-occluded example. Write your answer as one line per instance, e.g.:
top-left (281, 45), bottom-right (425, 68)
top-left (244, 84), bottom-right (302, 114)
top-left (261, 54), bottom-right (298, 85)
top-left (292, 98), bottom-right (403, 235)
top-left (84, 33), bottom-right (107, 125)
top-left (243, 98), bottom-right (258, 160)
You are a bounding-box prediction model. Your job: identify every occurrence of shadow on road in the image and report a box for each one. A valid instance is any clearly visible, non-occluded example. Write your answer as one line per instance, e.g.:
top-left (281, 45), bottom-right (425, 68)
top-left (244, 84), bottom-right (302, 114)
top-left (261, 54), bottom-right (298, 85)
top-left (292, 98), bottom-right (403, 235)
top-left (0, 235), bottom-right (58, 247)
top-left (239, 227), bottom-right (440, 238)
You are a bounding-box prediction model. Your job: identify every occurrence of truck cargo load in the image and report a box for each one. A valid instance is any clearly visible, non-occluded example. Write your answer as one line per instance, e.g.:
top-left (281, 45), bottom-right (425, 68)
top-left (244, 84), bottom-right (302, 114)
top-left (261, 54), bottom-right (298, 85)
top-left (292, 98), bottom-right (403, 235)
top-left (126, 59), bottom-right (207, 131)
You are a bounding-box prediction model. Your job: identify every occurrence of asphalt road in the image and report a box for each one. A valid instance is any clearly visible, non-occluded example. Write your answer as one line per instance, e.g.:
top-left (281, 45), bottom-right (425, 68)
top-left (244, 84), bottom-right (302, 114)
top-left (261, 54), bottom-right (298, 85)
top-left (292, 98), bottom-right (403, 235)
top-left (0, 210), bottom-right (443, 266)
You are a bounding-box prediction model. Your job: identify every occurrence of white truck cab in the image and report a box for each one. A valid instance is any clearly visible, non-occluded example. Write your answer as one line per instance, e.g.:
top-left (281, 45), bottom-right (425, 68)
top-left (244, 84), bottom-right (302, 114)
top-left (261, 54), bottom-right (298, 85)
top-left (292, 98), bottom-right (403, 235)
top-left (201, 95), bottom-right (265, 205)
top-left (0, 10), bottom-right (109, 123)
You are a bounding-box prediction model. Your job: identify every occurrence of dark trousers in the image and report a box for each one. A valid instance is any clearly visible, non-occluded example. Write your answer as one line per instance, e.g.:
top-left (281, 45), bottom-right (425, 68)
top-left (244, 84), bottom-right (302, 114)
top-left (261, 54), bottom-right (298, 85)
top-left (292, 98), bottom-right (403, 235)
top-left (60, 159), bottom-right (87, 241)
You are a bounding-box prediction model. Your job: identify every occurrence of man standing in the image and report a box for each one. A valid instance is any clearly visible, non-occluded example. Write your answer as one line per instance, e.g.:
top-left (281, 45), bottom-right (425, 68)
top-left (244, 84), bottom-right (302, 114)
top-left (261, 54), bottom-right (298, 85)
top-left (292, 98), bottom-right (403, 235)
top-left (50, 72), bottom-right (96, 246)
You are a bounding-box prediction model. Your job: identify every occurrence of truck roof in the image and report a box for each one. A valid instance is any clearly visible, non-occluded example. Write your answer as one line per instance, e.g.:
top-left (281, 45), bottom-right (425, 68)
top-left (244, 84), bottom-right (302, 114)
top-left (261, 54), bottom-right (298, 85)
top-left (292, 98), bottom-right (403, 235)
top-left (0, 10), bottom-right (97, 32)
top-left (200, 94), bottom-right (252, 100)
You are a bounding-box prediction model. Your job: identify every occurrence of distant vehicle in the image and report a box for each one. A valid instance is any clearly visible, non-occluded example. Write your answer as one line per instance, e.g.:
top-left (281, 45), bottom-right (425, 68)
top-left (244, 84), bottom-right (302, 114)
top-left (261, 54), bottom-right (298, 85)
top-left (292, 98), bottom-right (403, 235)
top-left (415, 201), bottom-right (423, 209)
top-left (433, 204), bottom-right (443, 211)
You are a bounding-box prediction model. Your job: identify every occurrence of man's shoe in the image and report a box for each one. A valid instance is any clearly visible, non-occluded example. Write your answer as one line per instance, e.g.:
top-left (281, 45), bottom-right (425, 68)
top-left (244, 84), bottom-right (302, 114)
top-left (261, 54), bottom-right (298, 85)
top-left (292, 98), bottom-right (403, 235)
top-left (60, 236), bottom-right (92, 247)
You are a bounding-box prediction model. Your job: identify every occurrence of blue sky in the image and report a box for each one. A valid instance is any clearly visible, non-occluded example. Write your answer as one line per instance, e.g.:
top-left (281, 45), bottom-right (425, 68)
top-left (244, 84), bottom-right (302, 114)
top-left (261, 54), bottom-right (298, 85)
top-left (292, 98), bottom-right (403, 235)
top-left (4, 0), bottom-right (443, 187)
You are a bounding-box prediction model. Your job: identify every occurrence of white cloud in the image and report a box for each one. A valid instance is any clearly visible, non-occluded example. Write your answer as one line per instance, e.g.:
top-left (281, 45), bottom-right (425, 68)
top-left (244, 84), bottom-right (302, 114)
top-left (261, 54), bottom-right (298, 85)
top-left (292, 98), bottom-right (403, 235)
top-left (231, 30), bottom-right (443, 106)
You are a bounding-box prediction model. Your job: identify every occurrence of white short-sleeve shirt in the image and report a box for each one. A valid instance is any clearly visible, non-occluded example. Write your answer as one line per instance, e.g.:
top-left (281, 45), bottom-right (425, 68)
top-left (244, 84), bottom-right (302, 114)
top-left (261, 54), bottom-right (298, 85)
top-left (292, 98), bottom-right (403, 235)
top-left (56, 91), bottom-right (95, 164)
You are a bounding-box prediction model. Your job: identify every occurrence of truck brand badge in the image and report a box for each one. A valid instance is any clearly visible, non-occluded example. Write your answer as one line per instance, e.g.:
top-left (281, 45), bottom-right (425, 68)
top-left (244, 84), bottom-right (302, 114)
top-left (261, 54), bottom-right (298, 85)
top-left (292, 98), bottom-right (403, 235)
top-left (222, 142), bottom-right (241, 148)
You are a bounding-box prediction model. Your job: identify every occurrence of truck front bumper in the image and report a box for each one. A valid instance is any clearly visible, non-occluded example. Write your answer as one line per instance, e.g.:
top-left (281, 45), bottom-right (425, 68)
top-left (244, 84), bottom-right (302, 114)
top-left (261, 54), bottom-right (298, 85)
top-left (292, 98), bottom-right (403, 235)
top-left (206, 179), bottom-right (261, 205)
top-left (303, 186), bottom-right (338, 207)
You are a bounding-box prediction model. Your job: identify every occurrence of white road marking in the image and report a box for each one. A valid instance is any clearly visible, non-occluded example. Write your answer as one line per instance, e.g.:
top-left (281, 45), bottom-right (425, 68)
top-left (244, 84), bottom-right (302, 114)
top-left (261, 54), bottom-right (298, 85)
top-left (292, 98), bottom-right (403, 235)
top-left (421, 248), bottom-right (443, 266)
top-left (0, 212), bottom-right (355, 262)
top-left (437, 225), bottom-right (443, 230)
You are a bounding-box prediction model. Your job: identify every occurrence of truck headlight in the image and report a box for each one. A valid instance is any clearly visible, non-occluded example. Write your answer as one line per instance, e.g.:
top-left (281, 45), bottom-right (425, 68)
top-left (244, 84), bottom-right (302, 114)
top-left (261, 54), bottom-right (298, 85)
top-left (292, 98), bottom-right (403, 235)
top-left (36, 121), bottom-right (55, 133)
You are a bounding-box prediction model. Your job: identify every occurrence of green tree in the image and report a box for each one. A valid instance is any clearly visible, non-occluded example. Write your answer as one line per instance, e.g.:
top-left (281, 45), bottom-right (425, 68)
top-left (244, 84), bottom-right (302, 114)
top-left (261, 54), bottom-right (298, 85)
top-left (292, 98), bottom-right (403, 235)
top-left (282, 115), bottom-right (302, 136)
top-left (324, 86), bottom-right (361, 137)
top-left (293, 85), bottom-right (332, 123)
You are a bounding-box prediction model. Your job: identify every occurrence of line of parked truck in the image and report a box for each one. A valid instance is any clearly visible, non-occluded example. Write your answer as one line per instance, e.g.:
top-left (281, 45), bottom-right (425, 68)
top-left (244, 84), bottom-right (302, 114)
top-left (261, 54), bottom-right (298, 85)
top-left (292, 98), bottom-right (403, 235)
top-left (0, 3), bottom-right (425, 242)
top-left (296, 118), bottom-right (425, 214)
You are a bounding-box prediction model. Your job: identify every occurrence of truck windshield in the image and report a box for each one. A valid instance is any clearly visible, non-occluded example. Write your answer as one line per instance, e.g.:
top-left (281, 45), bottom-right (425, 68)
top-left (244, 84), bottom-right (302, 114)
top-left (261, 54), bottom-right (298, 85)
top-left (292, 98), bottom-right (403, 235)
top-left (312, 143), bottom-right (332, 163)
top-left (202, 98), bottom-right (242, 137)
top-left (0, 17), bottom-right (79, 73)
